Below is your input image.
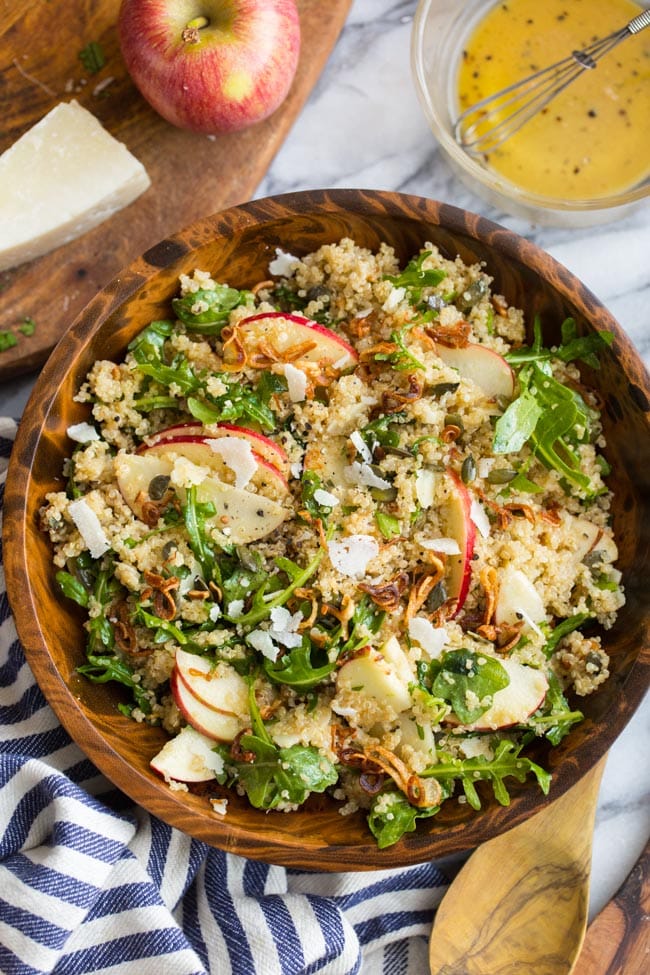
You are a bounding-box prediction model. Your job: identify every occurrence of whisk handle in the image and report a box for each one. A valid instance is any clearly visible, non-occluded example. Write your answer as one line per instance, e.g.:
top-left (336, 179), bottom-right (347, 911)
top-left (627, 10), bottom-right (650, 34)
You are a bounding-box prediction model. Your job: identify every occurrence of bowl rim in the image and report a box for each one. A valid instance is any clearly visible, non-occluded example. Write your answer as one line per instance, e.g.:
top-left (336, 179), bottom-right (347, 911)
top-left (410, 0), bottom-right (650, 215)
top-left (4, 187), bottom-right (650, 869)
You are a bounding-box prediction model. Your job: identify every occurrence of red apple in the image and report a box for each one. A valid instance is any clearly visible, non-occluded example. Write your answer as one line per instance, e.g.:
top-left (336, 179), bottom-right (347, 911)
top-left (143, 422), bottom-right (290, 477)
top-left (435, 342), bottom-right (515, 400)
top-left (118, 0), bottom-right (301, 135)
top-left (447, 658), bottom-right (548, 731)
top-left (141, 434), bottom-right (289, 496)
top-left (441, 470), bottom-right (476, 615)
top-left (175, 649), bottom-right (249, 714)
top-left (227, 312), bottom-right (358, 371)
top-left (150, 724), bottom-right (225, 781)
top-left (171, 667), bottom-right (247, 741)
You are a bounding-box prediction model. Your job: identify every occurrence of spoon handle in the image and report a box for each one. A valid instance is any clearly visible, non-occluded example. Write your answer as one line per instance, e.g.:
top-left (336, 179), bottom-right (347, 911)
top-left (571, 839), bottom-right (649, 975)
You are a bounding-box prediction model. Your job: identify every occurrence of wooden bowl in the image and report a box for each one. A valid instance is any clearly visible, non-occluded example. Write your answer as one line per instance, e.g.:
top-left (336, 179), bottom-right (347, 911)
top-left (4, 189), bottom-right (650, 870)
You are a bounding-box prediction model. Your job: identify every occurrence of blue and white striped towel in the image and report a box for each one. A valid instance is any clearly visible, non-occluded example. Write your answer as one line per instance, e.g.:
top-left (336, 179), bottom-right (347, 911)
top-left (0, 418), bottom-right (449, 975)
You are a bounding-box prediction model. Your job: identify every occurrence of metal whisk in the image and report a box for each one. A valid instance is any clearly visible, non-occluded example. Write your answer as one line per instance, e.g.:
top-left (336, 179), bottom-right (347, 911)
top-left (455, 9), bottom-right (650, 155)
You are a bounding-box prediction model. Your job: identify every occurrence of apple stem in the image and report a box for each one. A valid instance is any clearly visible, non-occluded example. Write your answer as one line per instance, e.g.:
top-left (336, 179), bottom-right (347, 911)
top-left (182, 15), bottom-right (209, 44)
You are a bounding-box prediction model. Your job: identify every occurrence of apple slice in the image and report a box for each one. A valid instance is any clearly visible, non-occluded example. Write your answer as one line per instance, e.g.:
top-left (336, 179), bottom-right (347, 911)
top-left (144, 422), bottom-right (289, 478)
top-left (457, 657), bottom-right (548, 730)
top-left (226, 312), bottom-right (358, 372)
top-left (170, 668), bottom-right (247, 743)
top-left (494, 566), bottom-right (546, 633)
top-left (440, 470), bottom-right (476, 615)
top-left (435, 342), bottom-right (515, 400)
top-left (141, 435), bottom-right (288, 498)
top-left (303, 435), bottom-right (348, 485)
top-left (175, 650), bottom-right (249, 715)
top-left (114, 452), bottom-right (288, 543)
top-left (335, 646), bottom-right (412, 715)
top-left (150, 725), bottom-right (225, 783)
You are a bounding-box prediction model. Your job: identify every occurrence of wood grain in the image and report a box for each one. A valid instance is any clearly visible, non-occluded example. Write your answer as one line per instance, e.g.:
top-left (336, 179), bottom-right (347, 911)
top-left (3, 189), bottom-right (650, 870)
top-left (573, 840), bottom-right (650, 975)
top-left (0, 0), bottom-right (352, 379)
top-left (428, 759), bottom-right (607, 975)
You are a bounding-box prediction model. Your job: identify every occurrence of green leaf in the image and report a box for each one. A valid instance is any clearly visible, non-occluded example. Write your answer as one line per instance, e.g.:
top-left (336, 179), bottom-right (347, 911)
top-left (541, 612), bottom-right (592, 658)
top-left (78, 653), bottom-right (151, 714)
top-left (532, 672), bottom-right (584, 745)
top-left (182, 485), bottom-right (219, 585)
top-left (493, 386), bottom-right (542, 454)
top-left (430, 649), bottom-right (510, 724)
top-left (78, 41), bottom-right (105, 74)
top-left (368, 791), bottom-right (440, 848)
top-left (172, 285), bottom-right (248, 334)
top-left (264, 639), bottom-right (336, 689)
top-left (375, 511), bottom-right (401, 539)
top-left (422, 739), bottom-right (551, 807)
top-left (0, 332), bottom-right (17, 352)
top-left (18, 317), bottom-right (36, 336)
top-left (385, 251), bottom-right (447, 301)
top-left (56, 570), bottom-right (89, 608)
top-left (228, 549), bottom-right (324, 628)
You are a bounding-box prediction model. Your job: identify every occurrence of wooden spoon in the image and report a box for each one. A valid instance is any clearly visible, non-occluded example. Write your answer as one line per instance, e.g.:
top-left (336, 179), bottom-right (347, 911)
top-left (429, 757), bottom-right (607, 975)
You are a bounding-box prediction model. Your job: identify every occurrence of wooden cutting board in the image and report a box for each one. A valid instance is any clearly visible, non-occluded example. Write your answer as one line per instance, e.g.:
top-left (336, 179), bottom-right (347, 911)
top-left (573, 839), bottom-right (649, 975)
top-left (0, 0), bottom-right (352, 380)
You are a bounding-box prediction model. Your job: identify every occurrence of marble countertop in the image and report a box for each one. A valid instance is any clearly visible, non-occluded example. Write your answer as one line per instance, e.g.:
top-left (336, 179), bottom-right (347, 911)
top-left (1, 0), bottom-right (648, 925)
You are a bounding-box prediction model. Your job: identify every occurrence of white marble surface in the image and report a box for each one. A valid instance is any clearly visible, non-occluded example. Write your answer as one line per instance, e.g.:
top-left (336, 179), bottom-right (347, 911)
top-left (1, 0), bottom-right (648, 924)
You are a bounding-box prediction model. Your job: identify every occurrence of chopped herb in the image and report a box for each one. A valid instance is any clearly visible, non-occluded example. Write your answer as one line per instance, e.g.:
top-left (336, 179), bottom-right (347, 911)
top-left (0, 332), bottom-right (17, 352)
top-left (78, 41), bottom-right (106, 74)
top-left (18, 317), bottom-right (36, 336)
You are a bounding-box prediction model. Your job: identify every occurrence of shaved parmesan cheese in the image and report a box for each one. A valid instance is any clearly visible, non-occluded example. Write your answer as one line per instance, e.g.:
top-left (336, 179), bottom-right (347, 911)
top-left (313, 488), bottom-right (339, 507)
top-left (247, 628), bottom-right (279, 662)
top-left (208, 436), bottom-right (257, 489)
top-left (382, 286), bottom-right (406, 313)
top-left (419, 537), bottom-right (461, 555)
top-left (344, 461), bottom-right (392, 491)
top-left (350, 430), bottom-right (373, 463)
top-left (290, 461), bottom-right (303, 479)
top-left (68, 498), bottom-right (110, 558)
top-left (328, 535), bottom-right (379, 579)
top-left (269, 606), bottom-right (303, 648)
top-left (415, 469), bottom-right (436, 508)
top-left (67, 422), bottom-right (99, 443)
top-left (470, 498), bottom-right (491, 538)
top-left (227, 599), bottom-right (244, 619)
top-left (170, 456), bottom-right (208, 489)
top-left (210, 798), bottom-right (228, 815)
top-left (0, 100), bottom-right (150, 272)
top-left (283, 363), bottom-right (308, 403)
top-left (269, 247), bottom-right (299, 277)
top-left (408, 618), bottom-right (448, 659)
top-left (209, 605), bottom-right (222, 622)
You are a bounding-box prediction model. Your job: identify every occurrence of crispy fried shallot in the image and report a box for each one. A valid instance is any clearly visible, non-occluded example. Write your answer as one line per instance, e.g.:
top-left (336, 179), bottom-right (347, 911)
top-left (358, 571), bottom-right (409, 612)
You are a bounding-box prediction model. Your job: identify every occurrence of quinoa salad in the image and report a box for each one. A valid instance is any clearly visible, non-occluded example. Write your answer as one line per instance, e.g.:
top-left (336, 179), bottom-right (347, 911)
top-left (41, 238), bottom-right (624, 847)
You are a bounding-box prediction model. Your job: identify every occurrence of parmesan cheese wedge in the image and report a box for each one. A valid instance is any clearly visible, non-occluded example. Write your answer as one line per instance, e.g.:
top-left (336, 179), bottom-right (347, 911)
top-left (0, 100), bottom-right (150, 272)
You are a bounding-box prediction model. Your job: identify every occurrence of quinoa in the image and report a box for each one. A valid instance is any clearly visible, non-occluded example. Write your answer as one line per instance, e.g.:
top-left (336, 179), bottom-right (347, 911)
top-left (41, 239), bottom-right (624, 847)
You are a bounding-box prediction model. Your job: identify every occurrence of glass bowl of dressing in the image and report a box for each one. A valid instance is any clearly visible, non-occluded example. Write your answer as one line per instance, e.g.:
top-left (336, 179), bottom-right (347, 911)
top-left (411, 0), bottom-right (650, 226)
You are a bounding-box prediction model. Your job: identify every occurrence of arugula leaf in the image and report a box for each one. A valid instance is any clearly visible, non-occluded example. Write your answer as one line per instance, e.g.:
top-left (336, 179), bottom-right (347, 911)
top-left (226, 684), bottom-right (337, 808)
top-left (506, 317), bottom-right (613, 368)
top-left (540, 612), bottom-right (592, 658)
top-left (227, 550), bottom-right (324, 627)
top-left (421, 739), bottom-right (551, 808)
top-left (56, 570), bottom-right (90, 608)
top-left (182, 486), bottom-right (220, 585)
top-left (385, 251), bottom-right (447, 301)
top-left (172, 285), bottom-right (250, 335)
top-left (531, 672), bottom-right (583, 745)
top-left (360, 412), bottom-right (407, 453)
top-left (300, 470), bottom-right (335, 523)
top-left (493, 361), bottom-right (598, 496)
top-left (374, 327), bottom-right (424, 371)
top-left (368, 791), bottom-right (440, 848)
top-left (134, 605), bottom-right (187, 645)
top-left (429, 649), bottom-right (510, 724)
top-left (77, 654), bottom-right (151, 714)
top-left (129, 322), bottom-right (203, 395)
top-left (187, 371), bottom-right (278, 431)
top-left (492, 382), bottom-right (542, 454)
top-left (264, 638), bottom-right (335, 689)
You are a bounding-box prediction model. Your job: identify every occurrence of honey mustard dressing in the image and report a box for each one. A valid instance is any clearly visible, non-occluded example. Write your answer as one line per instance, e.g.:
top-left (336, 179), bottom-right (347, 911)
top-left (457, 0), bottom-right (650, 200)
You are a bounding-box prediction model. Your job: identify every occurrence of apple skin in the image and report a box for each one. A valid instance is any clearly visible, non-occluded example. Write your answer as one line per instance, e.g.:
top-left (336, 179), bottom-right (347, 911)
top-left (442, 469), bottom-right (476, 616)
top-left (231, 312), bottom-right (358, 370)
top-left (118, 0), bottom-right (301, 135)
